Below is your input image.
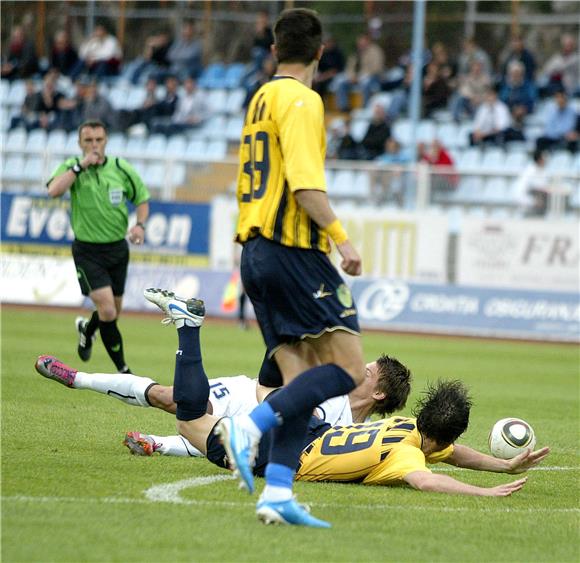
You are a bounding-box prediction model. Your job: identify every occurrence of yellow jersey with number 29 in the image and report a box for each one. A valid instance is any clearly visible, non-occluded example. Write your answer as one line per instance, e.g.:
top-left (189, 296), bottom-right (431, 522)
top-left (296, 417), bottom-right (454, 485)
top-left (235, 76), bottom-right (330, 253)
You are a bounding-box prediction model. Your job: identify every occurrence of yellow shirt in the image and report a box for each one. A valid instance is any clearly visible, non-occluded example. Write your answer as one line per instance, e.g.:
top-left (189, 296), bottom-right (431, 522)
top-left (297, 417), bottom-right (454, 485)
top-left (235, 76), bottom-right (330, 253)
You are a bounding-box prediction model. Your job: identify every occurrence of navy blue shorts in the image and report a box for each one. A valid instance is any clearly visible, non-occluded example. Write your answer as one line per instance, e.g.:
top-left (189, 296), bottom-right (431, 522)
top-left (240, 236), bottom-right (360, 355)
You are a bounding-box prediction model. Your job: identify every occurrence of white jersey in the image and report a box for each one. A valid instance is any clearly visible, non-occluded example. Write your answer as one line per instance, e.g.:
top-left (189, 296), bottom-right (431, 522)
top-left (208, 375), bottom-right (353, 426)
top-left (208, 375), bottom-right (258, 417)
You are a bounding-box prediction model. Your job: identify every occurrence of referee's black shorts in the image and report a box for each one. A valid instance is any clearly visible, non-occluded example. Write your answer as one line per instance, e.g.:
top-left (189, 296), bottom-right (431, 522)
top-left (72, 239), bottom-right (129, 296)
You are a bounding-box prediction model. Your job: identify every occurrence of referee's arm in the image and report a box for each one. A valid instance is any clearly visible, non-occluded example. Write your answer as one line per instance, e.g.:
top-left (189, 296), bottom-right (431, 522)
top-left (47, 168), bottom-right (77, 198)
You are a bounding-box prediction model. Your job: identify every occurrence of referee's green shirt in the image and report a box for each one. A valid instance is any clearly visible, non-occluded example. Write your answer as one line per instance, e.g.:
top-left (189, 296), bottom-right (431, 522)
top-left (49, 156), bottom-right (150, 243)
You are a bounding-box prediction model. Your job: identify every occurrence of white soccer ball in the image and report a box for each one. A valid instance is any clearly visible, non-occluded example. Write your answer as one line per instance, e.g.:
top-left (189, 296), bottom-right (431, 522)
top-left (488, 418), bottom-right (537, 460)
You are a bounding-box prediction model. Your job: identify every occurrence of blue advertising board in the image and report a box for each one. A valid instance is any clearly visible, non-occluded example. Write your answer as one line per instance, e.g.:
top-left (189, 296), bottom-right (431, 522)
top-left (1, 192), bottom-right (210, 255)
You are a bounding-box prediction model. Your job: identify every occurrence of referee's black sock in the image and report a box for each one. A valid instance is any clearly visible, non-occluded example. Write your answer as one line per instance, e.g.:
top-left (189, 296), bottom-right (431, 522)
top-left (85, 311), bottom-right (99, 340)
top-left (99, 319), bottom-right (129, 373)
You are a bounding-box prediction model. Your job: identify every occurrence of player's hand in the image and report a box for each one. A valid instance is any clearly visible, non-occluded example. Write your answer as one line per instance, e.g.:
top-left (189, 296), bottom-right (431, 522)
top-left (486, 476), bottom-right (527, 497)
top-left (81, 151), bottom-right (100, 169)
top-left (128, 224), bottom-right (145, 245)
top-left (505, 447), bottom-right (550, 474)
top-left (337, 240), bottom-right (362, 276)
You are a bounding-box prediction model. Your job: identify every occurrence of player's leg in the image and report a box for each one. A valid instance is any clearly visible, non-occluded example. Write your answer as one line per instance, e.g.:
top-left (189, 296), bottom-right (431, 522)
top-left (34, 355), bottom-right (170, 409)
top-left (123, 431), bottom-right (203, 457)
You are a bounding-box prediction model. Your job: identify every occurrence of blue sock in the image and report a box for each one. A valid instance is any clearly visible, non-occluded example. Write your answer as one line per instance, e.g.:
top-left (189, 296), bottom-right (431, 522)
top-left (249, 401), bottom-right (279, 434)
top-left (173, 326), bottom-right (209, 421)
top-left (264, 462), bottom-right (294, 489)
top-left (267, 363), bottom-right (356, 421)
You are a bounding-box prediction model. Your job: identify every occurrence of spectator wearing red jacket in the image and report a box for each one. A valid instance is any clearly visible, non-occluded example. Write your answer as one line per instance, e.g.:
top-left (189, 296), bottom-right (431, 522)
top-left (418, 140), bottom-right (458, 193)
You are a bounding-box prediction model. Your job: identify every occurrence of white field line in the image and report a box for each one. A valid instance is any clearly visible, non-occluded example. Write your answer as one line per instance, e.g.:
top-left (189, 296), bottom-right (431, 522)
top-left (3, 471), bottom-right (580, 514)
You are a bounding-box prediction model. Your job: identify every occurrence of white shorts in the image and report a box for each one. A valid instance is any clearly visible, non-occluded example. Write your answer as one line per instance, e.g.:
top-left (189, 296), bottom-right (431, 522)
top-left (207, 375), bottom-right (259, 418)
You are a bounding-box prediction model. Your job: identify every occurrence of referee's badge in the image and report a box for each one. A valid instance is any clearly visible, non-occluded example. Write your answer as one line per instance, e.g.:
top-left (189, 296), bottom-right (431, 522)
top-left (109, 187), bottom-right (123, 206)
top-left (337, 284), bottom-right (353, 308)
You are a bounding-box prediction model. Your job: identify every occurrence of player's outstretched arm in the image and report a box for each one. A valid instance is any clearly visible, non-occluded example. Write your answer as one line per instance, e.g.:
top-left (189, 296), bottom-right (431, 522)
top-left (445, 444), bottom-right (550, 474)
top-left (404, 470), bottom-right (528, 497)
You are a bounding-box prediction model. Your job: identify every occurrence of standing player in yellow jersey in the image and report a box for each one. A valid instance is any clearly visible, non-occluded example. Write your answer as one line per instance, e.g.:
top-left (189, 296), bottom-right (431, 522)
top-left (210, 9), bottom-right (366, 528)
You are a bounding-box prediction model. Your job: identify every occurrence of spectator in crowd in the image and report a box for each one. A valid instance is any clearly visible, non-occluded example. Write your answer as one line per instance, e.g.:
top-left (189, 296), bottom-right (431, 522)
top-left (535, 88), bottom-right (578, 153)
top-left (56, 76), bottom-right (90, 131)
top-left (499, 34), bottom-right (536, 83)
top-left (49, 30), bottom-right (79, 77)
top-left (243, 56), bottom-right (276, 108)
top-left (118, 77), bottom-right (159, 131)
top-left (456, 37), bottom-right (492, 78)
top-left (167, 21), bottom-right (203, 80)
top-left (72, 23), bottom-right (122, 79)
top-left (123, 30), bottom-right (172, 85)
top-left (326, 118), bottom-right (360, 160)
top-left (499, 60), bottom-right (537, 115)
top-left (375, 137), bottom-right (412, 164)
top-left (540, 34), bottom-right (579, 95)
top-left (422, 61), bottom-right (452, 117)
top-left (384, 64), bottom-right (413, 121)
top-left (418, 139), bottom-right (458, 192)
top-left (430, 41), bottom-right (456, 82)
top-left (28, 69), bottom-right (64, 131)
top-left (152, 77), bottom-right (209, 135)
top-left (145, 74), bottom-right (180, 131)
top-left (1, 25), bottom-right (38, 80)
top-left (469, 86), bottom-right (512, 146)
top-left (313, 35), bottom-right (346, 99)
top-left (250, 10), bottom-right (274, 72)
top-left (9, 79), bottom-right (41, 130)
top-left (360, 103), bottom-right (391, 160)
top-left (333, 34), bottom-right (385, 112)
top-left (451, 59), bottom-right (492, 121)
top-left (81, 79), bottom-right (116, 129)
top-left (513, 149), bottom-right (552, 217)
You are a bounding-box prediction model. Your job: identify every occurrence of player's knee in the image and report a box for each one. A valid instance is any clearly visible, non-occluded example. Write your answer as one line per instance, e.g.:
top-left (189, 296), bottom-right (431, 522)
top-left (97, 306), bottom-right (117, 322)
top-left (147, 385), bottom-right (176, 413)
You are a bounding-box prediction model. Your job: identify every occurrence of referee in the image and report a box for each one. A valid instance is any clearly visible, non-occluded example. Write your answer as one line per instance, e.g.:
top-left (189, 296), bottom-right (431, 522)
top-left (47, 119), bottom-right (150, 373)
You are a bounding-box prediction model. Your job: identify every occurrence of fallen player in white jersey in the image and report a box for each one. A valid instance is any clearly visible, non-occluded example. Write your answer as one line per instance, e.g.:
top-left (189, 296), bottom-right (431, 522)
top-left (35, 352), bottom-right (412, 458)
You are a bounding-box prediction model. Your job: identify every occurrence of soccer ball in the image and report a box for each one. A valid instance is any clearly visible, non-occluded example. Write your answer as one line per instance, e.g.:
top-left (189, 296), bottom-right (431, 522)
top-left (488, 418), bottom-right (537, 459)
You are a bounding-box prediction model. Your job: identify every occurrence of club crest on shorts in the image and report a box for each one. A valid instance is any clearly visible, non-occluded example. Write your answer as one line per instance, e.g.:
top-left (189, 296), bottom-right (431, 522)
top-left (337, 284), bottom-right (353, 308)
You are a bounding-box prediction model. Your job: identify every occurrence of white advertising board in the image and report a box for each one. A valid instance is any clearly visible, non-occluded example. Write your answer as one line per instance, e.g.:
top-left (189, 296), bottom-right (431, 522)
top-left (1, 254), bottom-right (83, 306)
top-left (457, 218), bottom-right (580, 292)
top-left (210, 198), bottom-right (448, 283)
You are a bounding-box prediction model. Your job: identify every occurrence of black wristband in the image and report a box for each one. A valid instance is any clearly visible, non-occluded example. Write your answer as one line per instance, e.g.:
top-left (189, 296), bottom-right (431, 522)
top-left (70, 163), bottom-right (83, 177)
top-left (136, 222), bottom-right (146, 230)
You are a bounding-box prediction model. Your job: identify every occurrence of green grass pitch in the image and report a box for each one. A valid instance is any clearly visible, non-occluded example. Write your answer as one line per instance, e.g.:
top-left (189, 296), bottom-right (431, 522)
top-left (2, 306), bottom-right (579, 562)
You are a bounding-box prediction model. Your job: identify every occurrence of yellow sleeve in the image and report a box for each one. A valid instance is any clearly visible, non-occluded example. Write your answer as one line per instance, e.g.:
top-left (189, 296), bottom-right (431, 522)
top-left (425, 444), bottom-right (454, 464)
top-left (363, 444), bottom-right (431, 486)
top-left (277, 92), bottom-right (326, 192)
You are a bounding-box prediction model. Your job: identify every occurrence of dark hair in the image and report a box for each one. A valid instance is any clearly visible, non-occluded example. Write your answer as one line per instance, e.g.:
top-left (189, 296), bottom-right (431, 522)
top-left (78, 120), bottom-right (107, 137)
top-left (413, 380), bottom-right (472, 446)
top-left (371, 354), bottom-right (412, 416)
top-left (274, 8), bottom-right (322, 65)
top-left (533, 148), bottom-right (545, 164)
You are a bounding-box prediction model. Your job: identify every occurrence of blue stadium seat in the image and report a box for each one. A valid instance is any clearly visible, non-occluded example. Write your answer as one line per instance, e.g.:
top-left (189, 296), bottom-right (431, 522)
top-left (324, 168), bottom-right (335, 190)
top-left (435, 123), bottom-right (460, 148)
top-left (331, 169), bottom-right (356, 197)
top-left (23, 156), bottom-right (45, 183)
top-left (47, 130), bottom-right (67, 154)
top-left (480, 148), bottom-right (505, 171)
top-left (106, 133), bottom-right (127, 156)
top-left (417, 120), bottom-right (436, 143)
top-left (392, 119), bottom-right (412, 146)
top-left (166, 135), bottom-right (188, 159)
top-left (452, 176), bottom-right (484, 203)
top-left (503, 152), bottom-right (529, 172)
top-left (6, 80), bottom-right (26, 108)
top-left (131, 159), bottom-right (147, 179)
top-left (546, 151), bottom-right (574, 174)
top-left (198, 63), bottom-right (227, 89)
top-left (185, 138), bottom-right (207, 161)
top-left (223, 63), bottom-right (247, 89)
top-left (145, 162), bottom-right (166, 190)
top-left (205, 140), bottom-right (227, 161)
top-left (225, 88), bottom-right (246, 114)
top-left (0, 80), bottom-right (9, 105)
top-left (456, 148), bottom-right (482, 172)
top-left (3, 155), bottom-right (26, 181)
top-left (65, 131), bottom-right (80, 154)
top-left (6, 128), bottom-right (27, 152)
top-left (25, 129), bottom-right (47, 153)
top-left (207, 88), bottom-right (228, 114)
top-left (125, 137), bottom-right (145, 157)
top-left (170, 162), bottom-right (186, 186)
top-left (456, 123), bottom-right (472, 148)
top-left (144, 134), bottom-right (167, 155)
top-left (109, 86), bottom-right (130, 110)
top-left (127, 86), bottom-right (147, 110)
top-left (202, 115), bottom-right (227, 140)
top-left (482, 176), bottom-right (510, 204)
top-left (353, 171), bottom-right (371, 198)
top-left (225, 115), bottom-right (244, 142)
